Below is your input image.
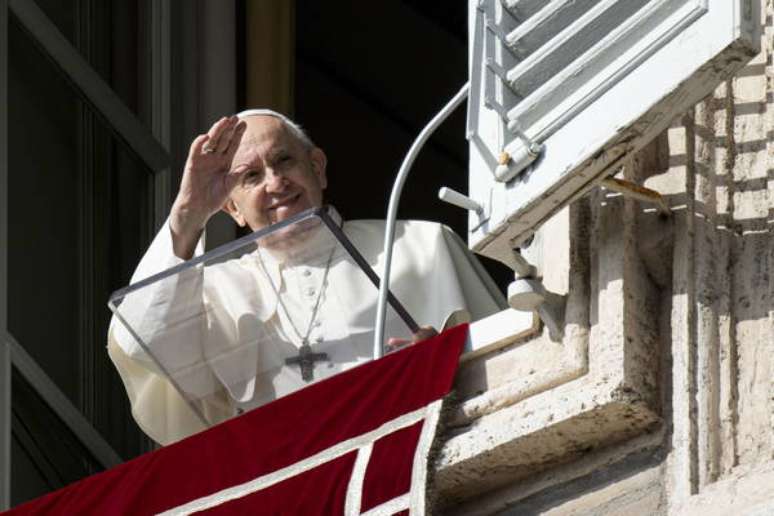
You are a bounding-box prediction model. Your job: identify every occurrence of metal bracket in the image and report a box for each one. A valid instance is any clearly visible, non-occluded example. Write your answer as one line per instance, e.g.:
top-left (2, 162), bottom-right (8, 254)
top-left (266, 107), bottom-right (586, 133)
top-left (495, 138), bottom-right (543, 182)
top-left (438, 187), bottom-right (491, 232)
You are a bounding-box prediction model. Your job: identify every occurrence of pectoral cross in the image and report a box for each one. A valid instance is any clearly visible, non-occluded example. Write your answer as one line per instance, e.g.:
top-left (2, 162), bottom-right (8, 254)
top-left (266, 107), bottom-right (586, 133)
top-left (285, 343), bottom-right (329, 382)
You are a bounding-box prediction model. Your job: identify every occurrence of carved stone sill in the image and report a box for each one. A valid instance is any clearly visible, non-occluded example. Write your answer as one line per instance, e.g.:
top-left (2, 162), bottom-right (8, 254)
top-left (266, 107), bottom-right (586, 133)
top-left (435, 354), bottom-right (661, 504)
top-left (436, 188), bottom-right (666, 505)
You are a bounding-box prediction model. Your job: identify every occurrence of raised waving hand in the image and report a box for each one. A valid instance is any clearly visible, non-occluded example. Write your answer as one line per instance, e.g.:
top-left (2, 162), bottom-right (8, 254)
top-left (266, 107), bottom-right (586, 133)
top-left (170, 116), bottom-right (247, 259)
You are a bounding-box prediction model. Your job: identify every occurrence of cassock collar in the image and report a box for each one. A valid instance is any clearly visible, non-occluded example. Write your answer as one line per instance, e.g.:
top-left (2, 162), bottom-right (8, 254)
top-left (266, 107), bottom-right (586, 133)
top-left (235, 205), bottom-right (344, 320)
top-left (256, 205), bottom-right (343, 267)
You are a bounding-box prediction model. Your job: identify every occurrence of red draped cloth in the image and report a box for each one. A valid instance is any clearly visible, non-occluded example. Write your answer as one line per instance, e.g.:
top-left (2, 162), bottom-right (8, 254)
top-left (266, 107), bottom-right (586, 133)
top-left (5, 324), bottom-right (467, 515)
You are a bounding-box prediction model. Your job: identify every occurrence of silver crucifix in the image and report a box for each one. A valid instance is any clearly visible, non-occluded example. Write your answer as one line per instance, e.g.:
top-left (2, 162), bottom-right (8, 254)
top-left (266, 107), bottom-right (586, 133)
top-left (285, 343), bottom-right (329, 382)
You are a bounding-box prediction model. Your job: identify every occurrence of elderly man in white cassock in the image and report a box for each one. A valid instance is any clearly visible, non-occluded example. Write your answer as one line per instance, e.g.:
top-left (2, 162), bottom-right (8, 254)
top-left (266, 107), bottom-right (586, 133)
top-left (108, 110), bottom-right (505, 446)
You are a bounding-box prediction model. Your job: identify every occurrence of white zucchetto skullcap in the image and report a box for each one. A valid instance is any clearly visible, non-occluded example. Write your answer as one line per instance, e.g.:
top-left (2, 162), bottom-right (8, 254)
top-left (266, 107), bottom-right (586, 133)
top-left (236, 109), bottom-right (314, 149)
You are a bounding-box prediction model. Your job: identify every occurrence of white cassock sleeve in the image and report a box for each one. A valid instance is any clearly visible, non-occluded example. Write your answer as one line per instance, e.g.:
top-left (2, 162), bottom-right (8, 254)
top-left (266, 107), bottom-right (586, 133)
top-left (107, 220), bottom-right (232, 446)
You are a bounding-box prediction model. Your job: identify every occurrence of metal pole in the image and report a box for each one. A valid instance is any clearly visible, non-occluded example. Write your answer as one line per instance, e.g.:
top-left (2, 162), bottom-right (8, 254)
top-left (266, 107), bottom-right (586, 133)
top-left (373, 83), bottom-right (470, 359)
top-left (0, 0), bottom-right (10, 507)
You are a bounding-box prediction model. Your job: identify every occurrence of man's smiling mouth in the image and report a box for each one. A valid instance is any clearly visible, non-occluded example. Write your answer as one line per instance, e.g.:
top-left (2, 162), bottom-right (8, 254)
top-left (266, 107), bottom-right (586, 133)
top-left (267, 193), bottom-right (302, 215)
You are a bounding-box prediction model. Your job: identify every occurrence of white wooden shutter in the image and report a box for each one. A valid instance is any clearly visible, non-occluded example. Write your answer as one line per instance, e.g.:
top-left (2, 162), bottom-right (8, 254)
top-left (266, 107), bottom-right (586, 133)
top-left (468, 0), bottom-right (760, 266)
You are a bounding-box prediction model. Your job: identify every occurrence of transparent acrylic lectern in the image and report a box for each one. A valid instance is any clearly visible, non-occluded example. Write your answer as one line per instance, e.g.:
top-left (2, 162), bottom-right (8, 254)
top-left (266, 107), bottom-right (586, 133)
top-left (108, 207), bottom-right (418, 427)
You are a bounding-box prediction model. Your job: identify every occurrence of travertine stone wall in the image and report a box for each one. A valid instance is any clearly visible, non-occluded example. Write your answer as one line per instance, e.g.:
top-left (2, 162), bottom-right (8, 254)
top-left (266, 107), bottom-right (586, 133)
top-left (437, 2), bottom-right (774, 514)
top-left (664, 5), bottom-right (774, 507)
top-left (435, 138), bottom-right (665, 508)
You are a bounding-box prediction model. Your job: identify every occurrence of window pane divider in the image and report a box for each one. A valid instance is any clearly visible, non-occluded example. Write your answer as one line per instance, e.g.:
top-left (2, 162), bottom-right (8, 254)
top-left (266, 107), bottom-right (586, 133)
top-left (8, 0), bottom-right (170, 173)
top-left (0, 0), bottom-right (9, 508)
top-left (4, 332), bottom-right (123, 470)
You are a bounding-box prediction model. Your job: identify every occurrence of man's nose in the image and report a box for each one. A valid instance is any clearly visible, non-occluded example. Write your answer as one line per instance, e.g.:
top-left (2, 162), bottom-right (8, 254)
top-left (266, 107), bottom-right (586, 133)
top-left (264, 168), bottom-right (288, 191)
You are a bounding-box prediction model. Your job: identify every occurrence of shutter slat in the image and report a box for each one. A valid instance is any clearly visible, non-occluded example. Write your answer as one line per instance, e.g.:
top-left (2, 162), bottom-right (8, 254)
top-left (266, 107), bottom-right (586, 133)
top-left (507, 0), bottom-right (705, 134)
top-left (505, 0), bottom-right (601, 59)
top-left (506, 0), bottom-right (650, 97)
top-left (502, 0), bottom-right (552, 20)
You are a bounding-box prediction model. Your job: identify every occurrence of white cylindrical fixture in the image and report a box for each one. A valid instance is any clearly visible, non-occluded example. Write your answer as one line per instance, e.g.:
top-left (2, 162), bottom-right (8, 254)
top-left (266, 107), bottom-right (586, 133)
top-left (438, 187), bottom-right (483, 214)
top-left (507, 277), bottom-right (546, 311)
top-left (494, 141), bottom-right (543, 183)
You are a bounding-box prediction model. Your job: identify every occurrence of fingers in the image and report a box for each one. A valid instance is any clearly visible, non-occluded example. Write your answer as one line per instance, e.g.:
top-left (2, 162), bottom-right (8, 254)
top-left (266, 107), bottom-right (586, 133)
top-left (189, 117), bottom-right (245, 166)
top-left (385, 326), bottom-right (438, 354)
top-left (412, 326), bottom-right (438, 343)
top-left (224, 121), bottom-right (247, 160)
top-left (205, 116), bottom-right (239, 153)
top-left (386, 337), bottom-right (411, 354)
top-left (216, 116), bottom-right (243, 153)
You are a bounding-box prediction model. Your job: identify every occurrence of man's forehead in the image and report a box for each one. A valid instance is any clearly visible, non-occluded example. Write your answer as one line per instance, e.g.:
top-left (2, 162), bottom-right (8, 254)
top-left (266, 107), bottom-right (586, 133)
top-left (240, 115), bottom-right (286, 144)
top-left (233, 116), bottom-right (297, 160)
top-left (236, 132), bottom-right (268, 153)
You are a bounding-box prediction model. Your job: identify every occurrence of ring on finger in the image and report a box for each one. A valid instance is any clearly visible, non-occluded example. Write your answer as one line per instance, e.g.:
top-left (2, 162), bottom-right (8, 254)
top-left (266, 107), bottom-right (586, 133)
top-left (202, 144), bottom-right (217, 154)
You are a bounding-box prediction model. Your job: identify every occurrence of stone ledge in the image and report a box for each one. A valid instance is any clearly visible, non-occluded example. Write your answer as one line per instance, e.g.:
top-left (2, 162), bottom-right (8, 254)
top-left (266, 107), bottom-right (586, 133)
top-left (434, 375), bottom-right (661, 506)
top-left (446, 428), bottom-right (666, 516)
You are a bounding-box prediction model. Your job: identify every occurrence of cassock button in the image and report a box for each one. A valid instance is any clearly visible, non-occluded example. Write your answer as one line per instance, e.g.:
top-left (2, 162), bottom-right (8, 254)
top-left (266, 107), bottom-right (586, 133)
top-left (236, 408), bottom-right (244, 415)
top-left (302, 269), bottom-right (312, 277)
top-left (313, 320), bottom-right (322, 328)
top-left (305, 287), bottom-right (316, 297)
top-left (315, 336), bottom-right (323, 344)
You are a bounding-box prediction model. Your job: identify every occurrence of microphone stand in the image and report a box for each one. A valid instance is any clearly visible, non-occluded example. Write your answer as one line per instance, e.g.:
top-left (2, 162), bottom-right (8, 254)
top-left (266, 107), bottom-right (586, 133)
top-left (373, 83), bottom-right (470, 359)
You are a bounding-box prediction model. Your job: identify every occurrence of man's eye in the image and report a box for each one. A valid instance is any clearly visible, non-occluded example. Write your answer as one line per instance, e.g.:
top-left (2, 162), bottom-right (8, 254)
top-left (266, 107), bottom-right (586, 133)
top-left (243, 170), bottom-right (262, 185)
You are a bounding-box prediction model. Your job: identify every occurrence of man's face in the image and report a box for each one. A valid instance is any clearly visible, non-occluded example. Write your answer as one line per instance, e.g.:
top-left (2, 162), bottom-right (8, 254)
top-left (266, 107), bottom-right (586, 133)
top-left (224, 115), bottom-right (327, 231)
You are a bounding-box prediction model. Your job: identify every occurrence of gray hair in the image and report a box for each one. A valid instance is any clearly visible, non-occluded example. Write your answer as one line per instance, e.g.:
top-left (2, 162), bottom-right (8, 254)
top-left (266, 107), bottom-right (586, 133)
top-left (236, 109), bottom-right (315, 149)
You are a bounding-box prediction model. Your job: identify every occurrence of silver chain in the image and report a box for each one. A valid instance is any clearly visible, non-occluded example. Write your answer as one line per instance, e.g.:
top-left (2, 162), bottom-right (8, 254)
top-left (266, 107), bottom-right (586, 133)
top-left (256, 244), bottom-right (337, 346)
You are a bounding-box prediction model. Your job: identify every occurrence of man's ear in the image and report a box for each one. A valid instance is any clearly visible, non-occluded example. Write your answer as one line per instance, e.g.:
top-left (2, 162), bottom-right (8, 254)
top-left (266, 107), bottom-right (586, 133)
top-left (310, 147), bottom-right (327, 190)
top-left (222, 198), bottom-right (247, 227)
